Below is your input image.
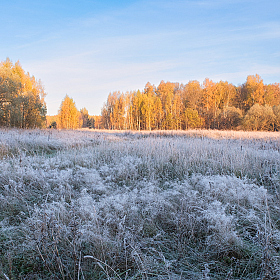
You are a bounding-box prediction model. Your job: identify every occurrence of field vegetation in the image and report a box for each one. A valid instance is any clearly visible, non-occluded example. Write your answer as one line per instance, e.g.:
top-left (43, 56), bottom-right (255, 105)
top-left (0, 129), bottom-right (280, 279)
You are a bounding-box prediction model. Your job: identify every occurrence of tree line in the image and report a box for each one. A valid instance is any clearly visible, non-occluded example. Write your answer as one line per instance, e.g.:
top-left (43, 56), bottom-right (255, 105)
top-left (0, 59), bottom-right (101, 130)
top-left (0, 58), bottom-right (46, 128)
top-left (1, 58), bottom-right (280, 131)
top-left (101, 75), bottom-right (280, 131)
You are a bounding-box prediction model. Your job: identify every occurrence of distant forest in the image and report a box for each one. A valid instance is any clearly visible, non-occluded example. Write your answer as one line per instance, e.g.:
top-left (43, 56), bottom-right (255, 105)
top-left (101, 77), bottom-right (280, 131)
top-left (1, 58), bottom-right (280, 131)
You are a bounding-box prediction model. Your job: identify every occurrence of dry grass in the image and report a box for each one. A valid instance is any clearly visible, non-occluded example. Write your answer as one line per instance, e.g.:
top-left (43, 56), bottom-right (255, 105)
top-left (0, 128), bottom-right (280, 279)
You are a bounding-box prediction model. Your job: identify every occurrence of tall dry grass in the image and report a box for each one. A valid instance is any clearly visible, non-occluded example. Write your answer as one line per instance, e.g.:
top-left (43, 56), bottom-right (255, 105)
top-left (0, 128), bottom-right (279, 279)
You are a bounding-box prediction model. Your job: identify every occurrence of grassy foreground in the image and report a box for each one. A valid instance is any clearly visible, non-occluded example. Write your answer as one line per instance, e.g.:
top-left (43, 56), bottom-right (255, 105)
top-left (0, 129), bottom-right (280, 279)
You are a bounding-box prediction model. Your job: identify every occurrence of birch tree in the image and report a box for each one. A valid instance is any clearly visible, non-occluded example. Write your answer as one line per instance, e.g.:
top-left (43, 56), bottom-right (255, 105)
top-left (58, 95), bottom-right (81, 129)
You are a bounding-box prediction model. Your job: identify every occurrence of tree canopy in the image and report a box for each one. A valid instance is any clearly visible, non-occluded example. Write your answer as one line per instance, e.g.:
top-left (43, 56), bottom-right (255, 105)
top-left (0, 58), bottom-right (47, 128)
top-left (101, 75), bottom-right (280, 131)
top-left (2, 59), bottom-right (279, 132)
top-left (58, 95), bottom-right (81, 129)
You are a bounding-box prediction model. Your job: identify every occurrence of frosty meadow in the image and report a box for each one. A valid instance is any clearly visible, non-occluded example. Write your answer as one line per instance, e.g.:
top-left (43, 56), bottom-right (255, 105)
top-left (0, 129), bottom-right (280, 279)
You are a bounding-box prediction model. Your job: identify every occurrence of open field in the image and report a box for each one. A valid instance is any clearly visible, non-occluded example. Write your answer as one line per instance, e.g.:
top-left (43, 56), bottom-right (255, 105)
top-left (0, 129), bottom-right (280, 279)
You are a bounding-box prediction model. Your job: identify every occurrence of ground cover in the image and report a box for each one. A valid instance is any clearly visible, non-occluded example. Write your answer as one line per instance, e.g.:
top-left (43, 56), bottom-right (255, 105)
top-left (0, 129), bottom-right (280, 279)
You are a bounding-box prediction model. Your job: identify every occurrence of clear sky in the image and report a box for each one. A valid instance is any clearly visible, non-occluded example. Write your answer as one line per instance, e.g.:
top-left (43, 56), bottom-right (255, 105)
top-left (1, 0), bottom-right (280, 115)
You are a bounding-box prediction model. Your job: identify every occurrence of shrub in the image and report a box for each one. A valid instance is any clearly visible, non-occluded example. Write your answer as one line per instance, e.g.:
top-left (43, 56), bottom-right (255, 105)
top-left (273, 104), bottom-right (280, 131)
top-left (243, 104), bottom-right (275, 131)
top-left (217, 106), bottom-right (243, 130)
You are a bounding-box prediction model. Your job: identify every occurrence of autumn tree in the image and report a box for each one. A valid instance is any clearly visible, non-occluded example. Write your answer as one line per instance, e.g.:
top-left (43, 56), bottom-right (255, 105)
top-left (201, 78), bottom-right (216, 128)
top-left (80, 107), bottom-right (90, 128)
top-left (183, 80), bottom-right (202, 110)
top-left (200, 79), bottom-right (240, 129)
top-left (273, 105), bottom-right (280, 131)
top-left (58, 95), bottom-right (81, 129)
top-left (218, 81), bottom-right (236, 109)
top-left (101, 91), bottom-right (125, 130)
top-left (141, 83), bottom-right (156, 130)
top-left (242, 74), bottom-right (265, 110)
top-left (156, 81), bottom-right (177, 129)
top-left (153, 95), bottom-right (163, 130)
top-left (0, 58), bottom-right (47, 128)
top-left (217, 107), bottom-right (243, 130)
top-left (132, 90), bottom-right (143, 131)
top-left (264, 83), bottom-right (280, 107)
top-left (100, 75), bottom-right (280, 131)
top-left (113, 92), bottom-right (126, 130)
top-left (101, 92), bottom-right (116, 129)
top-left (92, 115), bottom-right (102, 129)
top-left (125, 92), bottom-right (134, 130)
top-left (101, 103), bottom-right (111, 129)
top-left (243, 104), bottom-right (275, 131)
top-left (183, 108), bottom-right (204, 129)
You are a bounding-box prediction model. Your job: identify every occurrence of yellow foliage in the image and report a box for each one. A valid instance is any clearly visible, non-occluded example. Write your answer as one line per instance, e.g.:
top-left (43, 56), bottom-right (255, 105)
top-left (58, 95), bottom-right (81, 129)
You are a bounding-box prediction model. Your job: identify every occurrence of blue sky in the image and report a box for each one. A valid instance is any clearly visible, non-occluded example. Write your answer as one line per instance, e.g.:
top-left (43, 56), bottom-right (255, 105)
top-left (1, 0), bottom-right (280, 115)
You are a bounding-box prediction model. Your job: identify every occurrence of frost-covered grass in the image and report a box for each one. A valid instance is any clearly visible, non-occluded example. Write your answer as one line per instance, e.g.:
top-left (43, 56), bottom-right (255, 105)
top-left (0, 129), bottom-right (280, 279)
